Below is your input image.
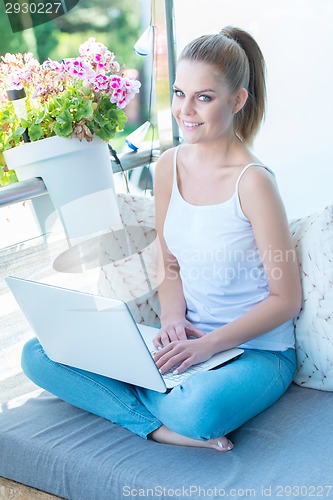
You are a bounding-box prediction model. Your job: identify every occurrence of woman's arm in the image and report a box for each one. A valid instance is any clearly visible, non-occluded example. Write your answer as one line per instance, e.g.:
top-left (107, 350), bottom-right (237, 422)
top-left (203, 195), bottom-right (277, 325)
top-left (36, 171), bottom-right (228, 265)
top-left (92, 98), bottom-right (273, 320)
top-left (153, 149), bottom-right (206, 347)
top-left (204, 167), bottom-right (302, 349)
top-left (154, 167), bottom-right (302, 373)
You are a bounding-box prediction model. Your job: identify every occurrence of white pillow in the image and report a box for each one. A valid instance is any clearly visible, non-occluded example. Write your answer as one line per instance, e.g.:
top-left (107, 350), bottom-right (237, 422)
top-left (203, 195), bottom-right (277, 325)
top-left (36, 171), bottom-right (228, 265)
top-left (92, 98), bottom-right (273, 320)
top-left (290, 206), bottom-right (333, 391)
top-left (98, 193), bottom-right (161, 326)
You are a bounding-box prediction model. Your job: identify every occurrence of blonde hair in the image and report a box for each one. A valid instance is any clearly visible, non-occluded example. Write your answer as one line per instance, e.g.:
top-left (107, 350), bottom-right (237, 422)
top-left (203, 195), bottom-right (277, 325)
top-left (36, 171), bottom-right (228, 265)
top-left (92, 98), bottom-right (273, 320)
top-left (179, 26), bottom-right (266, 145)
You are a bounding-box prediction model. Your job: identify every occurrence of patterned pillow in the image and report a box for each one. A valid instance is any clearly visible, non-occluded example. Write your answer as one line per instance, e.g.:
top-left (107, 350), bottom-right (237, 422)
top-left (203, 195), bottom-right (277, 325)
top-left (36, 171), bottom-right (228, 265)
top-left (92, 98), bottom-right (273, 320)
top-left (98, 193), bottom-right (161, 326)
top-left (290, 206), bottom-right (333, 391)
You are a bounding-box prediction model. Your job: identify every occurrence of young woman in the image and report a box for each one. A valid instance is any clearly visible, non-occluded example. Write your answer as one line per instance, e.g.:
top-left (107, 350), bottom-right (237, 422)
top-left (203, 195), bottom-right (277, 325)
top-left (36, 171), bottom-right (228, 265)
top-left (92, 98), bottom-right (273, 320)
top-left (22, 27), bottom-right (301, 452)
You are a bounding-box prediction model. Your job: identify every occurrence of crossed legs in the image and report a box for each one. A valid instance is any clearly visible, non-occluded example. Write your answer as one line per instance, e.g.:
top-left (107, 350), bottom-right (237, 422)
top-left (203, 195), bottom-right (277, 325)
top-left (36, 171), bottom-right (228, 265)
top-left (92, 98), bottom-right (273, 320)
top-left (22, 338), bottom-right (295, 451)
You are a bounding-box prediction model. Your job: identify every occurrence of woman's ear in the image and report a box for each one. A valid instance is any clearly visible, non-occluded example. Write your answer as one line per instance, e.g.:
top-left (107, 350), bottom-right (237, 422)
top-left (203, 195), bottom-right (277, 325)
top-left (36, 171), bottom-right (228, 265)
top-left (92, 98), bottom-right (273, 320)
top-left (233, 88), bottom-right (248, 114)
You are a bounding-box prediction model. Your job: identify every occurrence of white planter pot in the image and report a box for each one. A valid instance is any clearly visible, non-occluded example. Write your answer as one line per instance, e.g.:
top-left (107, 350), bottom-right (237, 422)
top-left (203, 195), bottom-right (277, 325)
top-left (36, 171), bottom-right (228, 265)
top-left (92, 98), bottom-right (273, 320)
top-left (4, 136), bottom-right (121, 238)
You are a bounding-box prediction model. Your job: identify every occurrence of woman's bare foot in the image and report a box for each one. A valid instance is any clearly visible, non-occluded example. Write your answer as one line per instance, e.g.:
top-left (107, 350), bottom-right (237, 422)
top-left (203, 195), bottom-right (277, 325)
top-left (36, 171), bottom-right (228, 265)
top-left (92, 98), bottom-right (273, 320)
top-left (149, 425), bottom-right (233, 452)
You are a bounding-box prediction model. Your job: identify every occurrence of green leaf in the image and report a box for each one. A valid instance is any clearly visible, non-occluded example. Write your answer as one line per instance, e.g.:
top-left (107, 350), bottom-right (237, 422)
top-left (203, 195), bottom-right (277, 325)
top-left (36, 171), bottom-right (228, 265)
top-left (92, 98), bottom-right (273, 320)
top-left (0, 168), bottom-right (6, 187)
top-left (96, 126), bottom-right (115, 142)
top-left (13, 127), bottom-right (26, 137)
top-left (7, 169), bottom-right (18, 184)
top-left (76, 101), bottom-right (93, 121)
top-left (94, 112), bottom-right (108, 127)
top-left (116, 109), bottom-right (127, 131)
top-left (29, 124), bottom-right (44, 141)
top-left (0, 167), bottom-right (18, 186)
top-left (53, 121), bottom-right (73, 138)
top-left (56, 109), bottom-right (73, 125)
top-left (80, 86), bottom-right (92, 97)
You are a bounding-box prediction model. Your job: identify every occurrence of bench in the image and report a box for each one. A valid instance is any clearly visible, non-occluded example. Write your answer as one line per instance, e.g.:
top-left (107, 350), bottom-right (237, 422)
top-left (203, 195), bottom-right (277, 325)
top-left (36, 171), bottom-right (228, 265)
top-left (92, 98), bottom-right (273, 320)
top-left (1, 194), bottom-right (332, 499)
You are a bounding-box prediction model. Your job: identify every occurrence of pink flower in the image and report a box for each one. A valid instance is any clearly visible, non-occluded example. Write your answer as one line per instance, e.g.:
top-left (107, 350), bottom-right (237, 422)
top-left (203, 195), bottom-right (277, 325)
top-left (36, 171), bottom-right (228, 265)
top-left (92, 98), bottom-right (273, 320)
top-left (23, 53), bottom-right (35, 64)
top-left (33, 82), bottom-right (46, 97)
top-left (123, 77), bottom-right (141, 95)
top-left (109, 76), bottom-right (122, 90)
top-left (78, 38), bottom-right (118, 74)
top-left (8, 70), bottom-right (24, 89)
top-left (45, 59), bottom-right (65, 74)
top-left (79, 37), bottom-right (101, 56)
top-left (65, 58), bottom-right (94, 80)
top-left (1, 53), bottom-right (18, 64)
top-left (93, 74), bottom-right (109, 91)
top-left (107, 75), bottom-right (141, 109)
top-left (93, 54), bottom-right (106, 70)
top-left (110, 87), bottom-right (128, 108)
top-left (68, 59), bottom-right (85, 77)
top-left (20, 67), bottom-right (34, 84)
top-left (110, 61), bottom-right (120, 73)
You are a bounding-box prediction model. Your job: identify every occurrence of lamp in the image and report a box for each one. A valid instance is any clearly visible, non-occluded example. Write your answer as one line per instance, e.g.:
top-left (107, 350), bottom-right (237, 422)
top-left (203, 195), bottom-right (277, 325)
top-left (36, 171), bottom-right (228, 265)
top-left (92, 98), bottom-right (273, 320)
top-left (125, 121), bottom-right (151, 152)
top-left (133, 25), bottom-right (154, 57)
top-left (6, 88), bottom-right (30, 143)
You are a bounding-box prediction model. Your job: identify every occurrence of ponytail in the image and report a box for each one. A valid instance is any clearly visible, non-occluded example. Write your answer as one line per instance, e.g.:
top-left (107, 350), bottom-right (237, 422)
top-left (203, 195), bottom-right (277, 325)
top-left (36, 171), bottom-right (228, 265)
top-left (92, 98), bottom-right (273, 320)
top-left (179, 26), bottom-right (267, 145)
top-left (221, 27), bottom-right (266, 145)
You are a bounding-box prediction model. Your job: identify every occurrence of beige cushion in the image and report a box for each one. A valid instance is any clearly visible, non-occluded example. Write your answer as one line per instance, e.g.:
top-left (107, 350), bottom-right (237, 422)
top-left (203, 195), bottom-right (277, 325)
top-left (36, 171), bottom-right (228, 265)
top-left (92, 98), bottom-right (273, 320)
top-left (290, 205), bottom-right (333, 391)
top-left (98, 193), bottom-right (160, 326)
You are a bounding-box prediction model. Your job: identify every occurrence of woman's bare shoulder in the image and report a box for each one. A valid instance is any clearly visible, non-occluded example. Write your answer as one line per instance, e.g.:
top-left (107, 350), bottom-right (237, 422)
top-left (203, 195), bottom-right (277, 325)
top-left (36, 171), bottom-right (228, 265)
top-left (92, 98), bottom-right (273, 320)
top-left (155, 147), bottom-right (176, 172)
top-left (239, 165), bottom-right (285, 221)
top-left (154, 147), bottom-right (177, 191)
top-left (240, 164), bottom-right (277, 191)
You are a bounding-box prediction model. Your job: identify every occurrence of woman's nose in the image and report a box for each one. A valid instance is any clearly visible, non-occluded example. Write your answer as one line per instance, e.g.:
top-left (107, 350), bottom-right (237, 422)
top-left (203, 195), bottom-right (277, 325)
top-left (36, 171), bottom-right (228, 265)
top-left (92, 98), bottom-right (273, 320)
top-left (182, 98), bottom-right (194, 115)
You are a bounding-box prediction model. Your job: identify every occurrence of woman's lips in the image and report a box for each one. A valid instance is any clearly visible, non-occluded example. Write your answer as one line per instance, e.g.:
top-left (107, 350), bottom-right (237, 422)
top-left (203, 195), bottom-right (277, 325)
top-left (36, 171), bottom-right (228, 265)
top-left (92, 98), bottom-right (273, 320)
top-left (182, 121), bottom-right (203, 129)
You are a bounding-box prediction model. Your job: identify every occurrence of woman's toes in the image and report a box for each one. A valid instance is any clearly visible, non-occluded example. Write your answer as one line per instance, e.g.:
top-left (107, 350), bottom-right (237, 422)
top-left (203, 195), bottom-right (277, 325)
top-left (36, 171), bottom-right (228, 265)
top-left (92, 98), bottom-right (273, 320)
top-left (211, 436), bottom-right (234, 451)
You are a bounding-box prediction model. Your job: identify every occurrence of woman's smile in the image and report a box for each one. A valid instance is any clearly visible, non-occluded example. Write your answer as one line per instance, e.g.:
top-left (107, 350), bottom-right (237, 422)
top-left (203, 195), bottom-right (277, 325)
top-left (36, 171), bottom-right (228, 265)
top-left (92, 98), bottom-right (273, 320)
top-left (182, 120), bottom-right (204, 129)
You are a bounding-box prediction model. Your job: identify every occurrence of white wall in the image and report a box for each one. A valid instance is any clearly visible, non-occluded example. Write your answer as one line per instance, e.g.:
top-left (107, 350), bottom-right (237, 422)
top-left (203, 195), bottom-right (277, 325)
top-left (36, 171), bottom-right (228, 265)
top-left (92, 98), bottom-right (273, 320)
top-left (173, 0), bottom-right (333, 218)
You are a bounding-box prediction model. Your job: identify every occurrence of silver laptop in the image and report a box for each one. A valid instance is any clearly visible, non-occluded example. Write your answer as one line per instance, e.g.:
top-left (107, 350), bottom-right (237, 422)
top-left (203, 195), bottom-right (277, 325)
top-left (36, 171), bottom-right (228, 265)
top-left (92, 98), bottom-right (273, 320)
top-left (6, 276), bottom-right (243, 393)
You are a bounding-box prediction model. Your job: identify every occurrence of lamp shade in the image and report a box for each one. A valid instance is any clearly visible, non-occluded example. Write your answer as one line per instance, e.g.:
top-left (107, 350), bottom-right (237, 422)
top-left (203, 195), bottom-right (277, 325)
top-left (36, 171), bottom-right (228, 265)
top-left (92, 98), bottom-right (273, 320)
top-left (125, 121), bottom-right (151, 151)
top-left (134, 25), bottom-right (154, 57)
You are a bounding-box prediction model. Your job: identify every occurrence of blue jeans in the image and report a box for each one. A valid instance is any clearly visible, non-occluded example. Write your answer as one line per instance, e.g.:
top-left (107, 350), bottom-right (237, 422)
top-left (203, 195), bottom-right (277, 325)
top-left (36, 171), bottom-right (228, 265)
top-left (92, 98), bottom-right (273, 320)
top-left (21, 338), bottom-right (296, 440)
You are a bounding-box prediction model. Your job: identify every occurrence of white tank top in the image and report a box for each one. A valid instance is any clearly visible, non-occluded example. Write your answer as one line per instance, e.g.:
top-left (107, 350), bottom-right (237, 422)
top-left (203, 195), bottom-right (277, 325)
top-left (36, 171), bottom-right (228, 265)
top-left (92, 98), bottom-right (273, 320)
top-left (163, 146), bottom-right (294, 351)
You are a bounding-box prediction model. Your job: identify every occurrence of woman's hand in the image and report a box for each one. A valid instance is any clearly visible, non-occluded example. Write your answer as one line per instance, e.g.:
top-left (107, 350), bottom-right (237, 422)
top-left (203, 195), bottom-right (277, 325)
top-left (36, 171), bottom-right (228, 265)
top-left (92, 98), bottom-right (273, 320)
top-left (152, 318), bottom-right (206, 349)
top-left (153, 336), bottom-right (214, 375)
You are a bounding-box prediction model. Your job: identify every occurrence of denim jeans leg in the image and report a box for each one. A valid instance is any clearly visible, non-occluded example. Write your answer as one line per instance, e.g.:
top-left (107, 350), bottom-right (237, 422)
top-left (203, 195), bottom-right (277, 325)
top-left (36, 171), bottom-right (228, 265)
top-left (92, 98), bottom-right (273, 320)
top-left (136, 348), bottom-right (296, 440)
top-left (21, 338), bottom-right (162, 439)
top-left (22, 338), bottom-right (296, 441)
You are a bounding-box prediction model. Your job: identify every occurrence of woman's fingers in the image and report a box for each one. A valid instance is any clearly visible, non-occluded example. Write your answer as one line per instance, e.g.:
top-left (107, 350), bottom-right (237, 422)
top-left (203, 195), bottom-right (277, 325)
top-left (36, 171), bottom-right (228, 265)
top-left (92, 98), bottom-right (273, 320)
top-left (152, 335), bottom-right (163, 349)
top-left (186, 326), bottom-right (206, 338)
top-left (154, 336), bottom-right (213, 375)
top-left (155, 349), bottom-right (185, 375)
top-left (153, 341), bottom-right (194, 374)
top-left (152, 324), bottom-right (187, 348)
top-left (153, 342), bottom-right (173, 363)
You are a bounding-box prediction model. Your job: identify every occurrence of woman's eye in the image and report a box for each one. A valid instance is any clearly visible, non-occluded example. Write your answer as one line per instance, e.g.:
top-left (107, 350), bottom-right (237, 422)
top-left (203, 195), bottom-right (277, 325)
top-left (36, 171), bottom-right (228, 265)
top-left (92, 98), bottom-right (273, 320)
top-left (198, 95), bottom-right (211, 102)
top-left (173, 89), bottom-right (184, 97)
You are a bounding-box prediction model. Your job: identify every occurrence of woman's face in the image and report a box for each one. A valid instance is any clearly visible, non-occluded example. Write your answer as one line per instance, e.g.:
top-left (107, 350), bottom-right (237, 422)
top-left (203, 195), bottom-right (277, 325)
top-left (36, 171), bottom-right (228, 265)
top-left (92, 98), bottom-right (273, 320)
top-left (171, 59), bottom-right (239, 145)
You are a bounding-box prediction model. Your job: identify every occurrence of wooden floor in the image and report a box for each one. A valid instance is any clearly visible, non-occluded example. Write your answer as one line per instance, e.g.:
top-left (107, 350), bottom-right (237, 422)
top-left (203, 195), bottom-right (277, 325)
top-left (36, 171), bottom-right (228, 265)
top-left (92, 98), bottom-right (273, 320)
top-left (0, 477), bottom-right (62, 500)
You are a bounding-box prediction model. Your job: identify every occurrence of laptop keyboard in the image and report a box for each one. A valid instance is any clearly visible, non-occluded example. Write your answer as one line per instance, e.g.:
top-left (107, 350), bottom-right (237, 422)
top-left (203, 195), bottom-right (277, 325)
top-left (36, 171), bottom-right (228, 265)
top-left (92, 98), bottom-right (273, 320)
top-left (150, 349), bottom-right (207, 383)
top-left (162, 362), bottom-right (207, 383)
